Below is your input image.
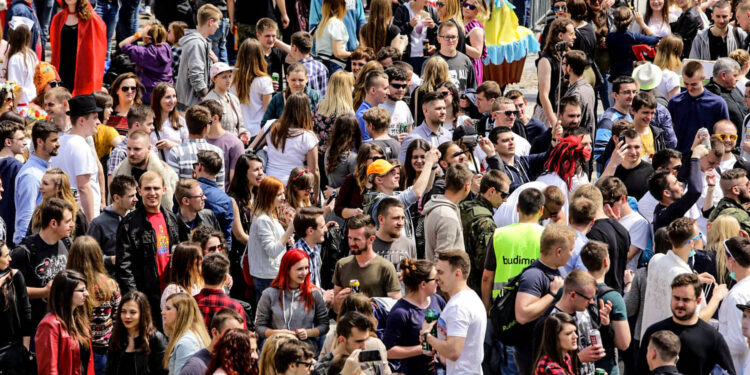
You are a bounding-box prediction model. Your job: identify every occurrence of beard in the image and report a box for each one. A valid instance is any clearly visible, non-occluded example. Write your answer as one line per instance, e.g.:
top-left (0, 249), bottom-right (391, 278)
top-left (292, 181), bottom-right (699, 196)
top-left (350, 247), bottom-right (363, 255)
top-left (672, 306), bottom-right (696, 322)
top-left (739, 192), bottom-right (750, 204)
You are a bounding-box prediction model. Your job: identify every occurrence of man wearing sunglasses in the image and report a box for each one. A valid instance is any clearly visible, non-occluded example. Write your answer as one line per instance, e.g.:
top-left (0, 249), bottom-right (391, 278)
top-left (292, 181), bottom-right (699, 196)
top-left (713, 120), bottom-right (750, 173)
top-left (705, 58), bottom-right (749, 131)
top-left (718, 236), bottom-right (750, 373)
top-left (708, 168), bottom-right (750, 234)
top-left (380, 66), bottom-right (414, 143)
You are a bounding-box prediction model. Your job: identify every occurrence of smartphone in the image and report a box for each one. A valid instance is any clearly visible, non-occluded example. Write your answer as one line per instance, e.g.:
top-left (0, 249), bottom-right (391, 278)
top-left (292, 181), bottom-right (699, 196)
top-left (359, 349), bottom-right (382, 363)
top-left (326, 190), bottom-right (338, 205)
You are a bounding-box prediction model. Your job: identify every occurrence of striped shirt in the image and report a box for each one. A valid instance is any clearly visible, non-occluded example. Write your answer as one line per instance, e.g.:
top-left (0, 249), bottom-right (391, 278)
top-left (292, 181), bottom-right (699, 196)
top-left (294, 238), bottom-right (322, 288)
top-left (166, 138), bottom-right (225, 190)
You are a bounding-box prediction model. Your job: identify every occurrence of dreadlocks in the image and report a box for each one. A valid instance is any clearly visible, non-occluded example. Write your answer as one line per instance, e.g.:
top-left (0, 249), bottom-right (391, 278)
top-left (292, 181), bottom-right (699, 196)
top-left (544, 135), bottom-right (592, 188)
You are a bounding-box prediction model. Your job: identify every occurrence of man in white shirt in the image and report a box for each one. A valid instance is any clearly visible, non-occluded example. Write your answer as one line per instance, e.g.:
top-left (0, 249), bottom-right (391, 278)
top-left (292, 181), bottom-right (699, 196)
top-left (422, 250), bottom-right (486, 374)
top-left (718, 236), bottom-right (750, 372)
top-left (50, 94), bottom-right (102, 223)
top-left (380, 66), bottom-right (414, 140)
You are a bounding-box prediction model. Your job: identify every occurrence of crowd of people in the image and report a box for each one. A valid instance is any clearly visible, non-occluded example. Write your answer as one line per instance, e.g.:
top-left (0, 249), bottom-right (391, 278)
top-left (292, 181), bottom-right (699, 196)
top-left (5, 0), bottom-right (750, 374)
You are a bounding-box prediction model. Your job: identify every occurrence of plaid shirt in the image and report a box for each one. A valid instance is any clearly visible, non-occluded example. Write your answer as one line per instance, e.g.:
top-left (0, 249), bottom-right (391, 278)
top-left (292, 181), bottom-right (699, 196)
top-left (107, 135), bottom-right (128, 174)
top-left (301, 57), bottom-right (329, 96)
top-left (166, 139), bottom-right (225, 190)
top-left (194, 288), bottom-right (247, 328)
top-left (294, 238), bottom-right (322, 288)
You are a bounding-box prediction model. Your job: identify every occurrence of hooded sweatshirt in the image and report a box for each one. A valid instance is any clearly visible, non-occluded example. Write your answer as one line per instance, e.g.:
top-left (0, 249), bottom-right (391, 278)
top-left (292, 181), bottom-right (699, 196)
top-left (175, 30), bottom-right (211, 110)
top-left (422, 194), bottom-right (464, 262)
top-left (121, 42), bottom-right (173, 103)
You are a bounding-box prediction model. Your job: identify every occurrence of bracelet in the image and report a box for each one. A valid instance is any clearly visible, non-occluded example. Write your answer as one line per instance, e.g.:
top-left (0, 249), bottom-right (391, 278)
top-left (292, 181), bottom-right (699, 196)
top-left (134, 32), bottom-right (141, 39)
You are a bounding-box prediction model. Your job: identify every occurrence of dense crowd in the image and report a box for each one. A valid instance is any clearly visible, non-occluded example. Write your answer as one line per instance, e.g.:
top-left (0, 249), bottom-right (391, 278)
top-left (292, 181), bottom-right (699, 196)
top-left (6, 0), bottom-right (750, 374)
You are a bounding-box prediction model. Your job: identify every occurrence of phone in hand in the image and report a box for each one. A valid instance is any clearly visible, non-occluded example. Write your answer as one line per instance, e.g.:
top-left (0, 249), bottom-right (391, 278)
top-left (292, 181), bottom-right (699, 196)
top-left (359, 350), bottom-right (382, 363)
top-left (326, 190), bottom-right (338, 205)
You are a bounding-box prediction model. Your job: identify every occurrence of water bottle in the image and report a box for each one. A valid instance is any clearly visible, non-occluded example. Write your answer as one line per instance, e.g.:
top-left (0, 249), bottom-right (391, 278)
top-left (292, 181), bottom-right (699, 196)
top-left (422, 309), bottom-right (439, 355)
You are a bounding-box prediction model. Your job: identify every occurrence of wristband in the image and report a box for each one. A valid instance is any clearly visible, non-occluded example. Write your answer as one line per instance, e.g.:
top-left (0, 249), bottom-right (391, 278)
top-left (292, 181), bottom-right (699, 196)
top-left (134, 32), bottom-right (141, 39)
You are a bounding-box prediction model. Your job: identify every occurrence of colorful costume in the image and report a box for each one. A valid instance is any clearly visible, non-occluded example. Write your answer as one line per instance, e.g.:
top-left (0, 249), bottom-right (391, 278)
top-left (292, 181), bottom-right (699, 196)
top-left (482, 0), bottom-right (539, 85)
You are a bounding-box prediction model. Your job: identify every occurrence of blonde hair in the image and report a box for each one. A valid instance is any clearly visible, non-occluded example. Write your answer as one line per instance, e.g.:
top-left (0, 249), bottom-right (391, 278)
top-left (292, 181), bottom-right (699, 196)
top-left (441, 0), bottom-right (464, 26)
top-left (66, 236), bottom-right (118, 313)
top-left (197, 4), bottom-right (222, 26)
top-left (233, 39), bottom-right (269, 104)
top-left (259, 333), bottom-right (296, 375)
top-left (352, 61), bottom-right (384, 109)
top-left (316, 0), bottom-right (347, 40)
top-left (465, 0), bottom-right (490, 20)
top-left (419, 57), bottom-right (451, 93)
top-left (163, 293), bottom-right (211, 368)
top-left (316, 71), bottom-right (354, 117)
top-left (31, 168), bottom-right (78, 234)
top-left (730, 49), bottom-right (750, 73)
top-left (707, 215), bottom-right (740, 283)
top-left (654, 34), bottom-right (683, 72)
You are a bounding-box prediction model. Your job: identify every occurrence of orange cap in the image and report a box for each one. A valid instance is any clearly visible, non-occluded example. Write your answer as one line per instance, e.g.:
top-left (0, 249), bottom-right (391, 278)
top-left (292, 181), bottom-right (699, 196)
top-left (366, 159), bottom-right (396, 178)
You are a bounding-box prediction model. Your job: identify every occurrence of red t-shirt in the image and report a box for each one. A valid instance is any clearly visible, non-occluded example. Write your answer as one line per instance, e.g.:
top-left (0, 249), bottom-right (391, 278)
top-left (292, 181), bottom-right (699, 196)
top-left (147, 211), bottom-right (171, 291)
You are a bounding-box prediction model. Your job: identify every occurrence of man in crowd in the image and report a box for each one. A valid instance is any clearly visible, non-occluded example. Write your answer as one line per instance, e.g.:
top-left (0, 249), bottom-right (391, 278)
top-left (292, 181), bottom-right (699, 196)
top-left (638, 149), bottom-right (684, 222)
top-left (356, 70), bottom-right (389, 141)
top-left (51, 94), bottom-right (103, 223)
top-left (562, 197), bottom-right (597, 277)
top-left (201, 99), bottom-right (245, 185)
top-left (88, 175), bottom-right (139, 274)
top-left (598, 176), bottom-right (652, 271)
top-left (111, 130), bottom-right (178, 210)
top-left (193, 150), bottom-right (233, 247)
top-left (256, 18), bottom-right (287, 92)
top-left (365, 106), bottom-right (401, 160)
top-left (423, 163), bottom-right (472, 261)
top-left (689, 0), bottom-right (746, 60)
top-left (179, 308), bottom-right (246, 375)
top-left (106, 105), bottom-right (156, 184)
top-left (713, 120), bottom-right (747, 173)
top-left (705, 57), bottom-right (748, 129)
top-left (422, 250), bottom-right (486, 374)
top-left (718, 236), bottom-right (750, 372)
top-left (481, 187), bottom-right (545, 310)
top-left (506, 89), bottom-right (546, 143)
top-left (668, 61), bottom-right (730, 153)
top-left (44, 87), bottom-right (72, 132)
top-left (293, 206), bottom-right (330, 288)
top-left (176, 4), bottom-right (221, 109)
top-left (631, 64), bottom-right (678, 148)
top-left (168, 105), bottom-right (226, 189)
top-left (461, 170), bottom-right (510, 292)
top-left (639, 273), bottom-right (735, 375)
top-left (563, 49), bottom-right (595, 133)
top-left (315, 312), bottom-right (372, 375)
top-left (373, 198), bottom-right (417, 270)
top-left (174, 178), bottom-right (221, 232)
top-left (380, 66), bottom-right (414, 144)
top-left (399, 92), bottom-right (452, 163)
top-left (530, 95), bottom-right (582, 154)
top-left (194, 253), bottom-right (247, 327)
top-left (488, 98), bottom-right (531, 150)
top-left (710, 168), bottom-right (750, 233)
top-left (631, 92), bottom-right (669, 158)
top-left (424, 21), bottom-right (476, 91)
top-left (476, 81), bottom-right (502, 137)
top-left (596, 76), bottom-right (637, 161)
top-left (332, 215), bottom-right (401, 311)
top-left (14, 120), bottom-right (58, 245)
top-left (0, 121), bottom-right (25, 243)
top-left (116, 171), bottom-right (189, 328)
top-left (600, 128), bottom-right (655, 200)
top-left (288, 31), bottom-right (328, 95)
top-left (645, 331), bottom-right (683, 375)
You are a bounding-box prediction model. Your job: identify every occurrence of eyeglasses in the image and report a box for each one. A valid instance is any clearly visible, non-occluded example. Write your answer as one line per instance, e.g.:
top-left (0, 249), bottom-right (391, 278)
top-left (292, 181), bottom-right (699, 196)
top-left (187, 193), bottom-right (205, 199)
top-left (368, 155), bottom-right (385, 161)
top-left (437, 2), bottom-right (446, 7)
top-left (295, 360), bottom-right (315, 368)
top-left (207, 244), bottom-right (223, 253)
top-left (618, 90), bottom-right (637, 95)
top-left (439, 35), bottom-right (458, 41)
top-left (574, 290), bottom-right (595, 302)
top-left (685, 232), bottom-right (704, 246)
top-left (553, 4), bottom-right (567, 11)
top-left (713, 133), bottom-right (738, 142)
top-left (303, 186), bottom-right (315, 192)
top-left (120, 86), bottom-right (138, 92)
top-left (463, 2), bottom-right (477, 9)
top-left (391, 83), bottom-right (408, 90)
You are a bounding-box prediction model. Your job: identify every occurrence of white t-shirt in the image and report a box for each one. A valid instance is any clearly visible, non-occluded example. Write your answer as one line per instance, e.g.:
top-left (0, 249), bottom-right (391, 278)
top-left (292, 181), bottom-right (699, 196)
top-left (657, 68), bottom-right (680, 100)
top-left (315, 18), bottom-right (349, 64)
top-left (406, 2), bottom-right (428, 58)
top-left (436, 288), bottom-right (486, 375)
top-left (619, 211), bottom-right (651, 271)
top-left (151, 117), bottom-right (188, 145)
top-left (237, 76), bottom-right (274, 136)
top-left (51, 133), bottom-right (101, 216)
top-left (380, 100), bottom-right (414, 136)
top-left (7, 51), bottom-right (38, 105)
top-left (514, 133), bottom-right (531, 156)
top-left (265, 128), bottom-right (319, 184)
top-left (720, 154), bottom-right (737, 173)
top-left (697, 170), bottom-right (723, 234)
top-left (494, 181), bottom-right (548, 227)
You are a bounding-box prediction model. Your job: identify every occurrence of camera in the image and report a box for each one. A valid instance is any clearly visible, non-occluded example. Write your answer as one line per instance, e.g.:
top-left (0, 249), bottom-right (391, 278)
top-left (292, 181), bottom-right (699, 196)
top-left (555, 41), bottom-right (569, 53)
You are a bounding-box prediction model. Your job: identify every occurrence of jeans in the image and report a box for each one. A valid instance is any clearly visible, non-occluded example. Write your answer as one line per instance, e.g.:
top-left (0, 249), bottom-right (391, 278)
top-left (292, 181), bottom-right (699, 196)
top-left (483, 320), bottom-right (520, 375)
top-left (253, 277), bottom-right (274, 306)
top-left (116, 0), bottom-right (140, 45)
top-left (93, 353), bottom-right (107, 375)
top-left (94, 0), bottom-right (118, 60)
top-left (33, 0), bottom-right (55, 49)
top-left (209, 17), bottom-right (230, 63)
top-left (597, 74), bottom-right (612, 111)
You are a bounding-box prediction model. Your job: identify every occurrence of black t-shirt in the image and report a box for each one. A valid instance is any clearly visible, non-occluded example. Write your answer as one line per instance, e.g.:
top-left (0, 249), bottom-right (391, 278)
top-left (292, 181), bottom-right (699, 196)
top-left (614, 161), bottom-right (654, 200)
top-left (587, 218), bottom-right (630, 293)
top-left (265, 47), bottom-right (287, 93)
top-left (240, 0), bottom-right (274, 25)
top-left (707, 31), bottom-right (729, 60)
top-left (638, 318), bottom-right (736, 375)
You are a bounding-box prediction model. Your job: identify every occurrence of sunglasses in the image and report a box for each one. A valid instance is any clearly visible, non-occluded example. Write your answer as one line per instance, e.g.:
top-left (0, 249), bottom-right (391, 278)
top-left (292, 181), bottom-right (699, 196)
top-left (121, 86), bottom-right (138, 92)
top-left (368, 155), bottom-right (385, 161)
top-left (391, 83), bottom-right (408, 90)
top-left (494, 110), bottom-right (518, 117)
top-left (296, 361), bottom-right (315, 368)
top-left (553, 4), bottom-right (567, 11)
top-left (48, 80), bottom-right (60, 88)
top-left (207, 244), bottom-right (223, 252)
top-left (303, 186), bottom-right (315, 192)
top-left (685, 232), bottom-right (704, 246)
top-left (713, 133), bottom-right (738, 142)
top-left (499, 189), bottom-right (510, 199)
top-left (463, 2), bottom-right (477, 9)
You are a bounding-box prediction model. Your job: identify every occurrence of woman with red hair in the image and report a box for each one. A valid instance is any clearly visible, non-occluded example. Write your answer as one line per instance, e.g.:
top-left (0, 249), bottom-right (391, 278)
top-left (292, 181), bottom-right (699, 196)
top-left (254, 249), bottom-right (329, 352)
top-left (50, 0), bottom-right (106, 95)
top-left (204, 328), bottom-right (260, 375)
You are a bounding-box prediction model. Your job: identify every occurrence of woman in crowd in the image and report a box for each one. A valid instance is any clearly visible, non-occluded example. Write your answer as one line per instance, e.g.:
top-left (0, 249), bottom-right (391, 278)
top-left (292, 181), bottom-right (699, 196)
top-left (431, 0), bottom-right (465, 53)
top-left (35, 270), bottom-right (95, 375)
top-left (462, 0), bottom-right (488, 84)
top-left (66, 236), bottom-right (121, 374)
top-left (586, 0), bottom-right (613, 109)
top-left (653, 34), bottom-right (683, 100)
top-left (262, 93), bottom-right (320, 189)
top-left (383, 259), bottom-right (445, 375)
top-left (6, 24), bottom-right (38, 106)
top-left (119, 23), bottom-right (173, 104)
top-left (30, 168), bottom-right (87, 239)
top-left (401, 139), bottom-right (431, 190)
top-left (0, 240), bottom-right (32, 372)
top-left (568, 0), bottom-right (597, 86)
top-left (107, 72), bottom-right (144, 136)
top-left (160, 243), bottom-right (203, 310)
top-left (533, 312), bottom-right (579, 375)
top-left (393, 0), bottom-right (438, 72)
top-left (315, 0), bottom-right (351, 73)
top-left (535, 18), bottom-right (576, 127)
top-left (359, 0), bottom-right (402, 53)
top-left (233, 38), bottom-right (273, 137)
top-left (352, 61), bottom-right (384, 109)
top-left (204, 329), bottom-right (259, 375)
top-left (314, 70), bottom-right (355, 152)
top-left (334, 143), bottom-right (385, 219)
top-left (205, 63), bottom-right (244, 136)
top-left (150, 82), bottom-right (187, 161)
top-left (106, 291), bottom-right (168, 375)
top-left (325, 113), bottom-right (362, 189)
top-left (278, 167), bottom-right (316, 229)
top-left (730, 49), bottom-right (750, 92)
top-left (436, 81), bottom-right (469, 131)
top-left (261, 63), bottom-right (321, 125)
top-left (0, 83), bottom-right (15, 115)
top-left (50, 0), bottom-right (106, 96)
top-left (166, 21), bottom-right (187, 78)
top-left (161, 293), bottom-right (210, 375)
top-left (92, 91), bottom-right (122, 161)
top-left (258, 333), bottom-right (296, 375)
top-left (255, 249), bottom-right (329, 351)
top-left (632, 0), bottom-right (674, 37)
top-left (246, 176), bottom-right (295, 303)
top-left (699, 215), bottom-right (741, 287)
top-left (410, 56), bottom-right (450, 125)
top-left (190, 226), bottom-right (226, 255)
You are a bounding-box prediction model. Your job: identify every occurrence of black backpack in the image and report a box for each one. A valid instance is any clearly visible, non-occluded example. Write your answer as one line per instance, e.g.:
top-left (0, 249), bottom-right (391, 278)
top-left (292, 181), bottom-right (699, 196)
top-left (585, 284), bottom-right (618, 357)
top-left (489, 264), bottom-right (553, 346)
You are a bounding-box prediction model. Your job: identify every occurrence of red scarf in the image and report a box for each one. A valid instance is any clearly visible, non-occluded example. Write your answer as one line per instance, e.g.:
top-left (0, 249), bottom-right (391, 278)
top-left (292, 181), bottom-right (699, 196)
top-left (49, 1), bottom-right (106, 96)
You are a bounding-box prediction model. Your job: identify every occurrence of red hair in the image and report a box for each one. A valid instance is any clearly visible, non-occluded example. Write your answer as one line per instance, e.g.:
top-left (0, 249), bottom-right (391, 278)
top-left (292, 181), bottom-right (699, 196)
top-left (544, 135), bottom-right (591, 188)
top-left (270, 249), bottom-right (315, 312)
top-left (253, 176), bottom-right (284, 218)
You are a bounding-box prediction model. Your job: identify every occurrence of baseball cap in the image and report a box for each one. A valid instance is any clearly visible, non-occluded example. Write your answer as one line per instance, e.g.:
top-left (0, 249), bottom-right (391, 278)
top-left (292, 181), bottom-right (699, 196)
top-left (366, 159), bottom-right (397, 178)
top-left (210, 62), bottom-right (236, 80)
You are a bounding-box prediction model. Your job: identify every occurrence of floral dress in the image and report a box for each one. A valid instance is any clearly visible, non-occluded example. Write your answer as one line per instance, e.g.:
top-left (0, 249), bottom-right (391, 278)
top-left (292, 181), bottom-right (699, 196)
top-left (465, 19), bottom-right (487, 84)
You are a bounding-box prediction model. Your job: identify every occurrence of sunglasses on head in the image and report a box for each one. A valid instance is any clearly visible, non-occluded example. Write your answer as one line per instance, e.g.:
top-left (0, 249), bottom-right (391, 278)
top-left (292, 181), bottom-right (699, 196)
top-left (463, 2), bottom-right (477, 9)
top-left (121, 86), bottom-right (137, 92)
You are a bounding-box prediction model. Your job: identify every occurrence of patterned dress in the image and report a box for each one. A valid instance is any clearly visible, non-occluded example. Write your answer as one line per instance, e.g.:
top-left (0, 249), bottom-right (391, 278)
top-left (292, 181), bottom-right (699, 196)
top-left (465, 20), bottom-right (488, 84)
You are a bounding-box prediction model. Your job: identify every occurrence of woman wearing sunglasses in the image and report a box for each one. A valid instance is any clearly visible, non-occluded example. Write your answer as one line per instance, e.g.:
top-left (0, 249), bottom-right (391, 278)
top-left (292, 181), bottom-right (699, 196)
top-left (278, 167), bottom-right (318, 229)
top-left (107, 72), bottom-right (144, 136)
top-left (461, 0), bottom-right (488, 84)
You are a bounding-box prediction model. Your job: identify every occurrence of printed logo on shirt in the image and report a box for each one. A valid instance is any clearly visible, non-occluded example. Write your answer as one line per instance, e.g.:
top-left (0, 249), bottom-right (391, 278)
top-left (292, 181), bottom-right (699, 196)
top-left (35, 255), bottom-right (67, 285)
top-left (501, 255), bottom-right (536, 265)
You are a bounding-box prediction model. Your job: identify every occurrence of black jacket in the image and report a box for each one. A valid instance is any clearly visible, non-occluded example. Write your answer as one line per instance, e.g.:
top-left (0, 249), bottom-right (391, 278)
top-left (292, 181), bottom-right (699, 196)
top-left (176, 208), bottom-right (221, 233)
top-left (116, 206), bottom-right (188, 328)
top-left (670, 6), bottom-right (703, 59)
top-left (105, 330), bottom-right (168, 375)
top-left (393, 3), bottom-right (439, 59)
top-left (705, 79), bottom-right (749, 129)
top-left (649, 365), bottom-right (684, 375)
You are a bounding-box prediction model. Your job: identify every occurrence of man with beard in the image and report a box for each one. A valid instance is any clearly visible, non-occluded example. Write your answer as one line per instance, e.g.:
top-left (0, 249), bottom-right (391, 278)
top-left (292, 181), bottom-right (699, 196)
top-left (709, 168), bottom-right (750, 233)
top-left (373, 197), bottom-right (416, 270)
top-left (331, 214), bottom-right (402, 312)
top-left (638, 273), bottom-right (735, 375)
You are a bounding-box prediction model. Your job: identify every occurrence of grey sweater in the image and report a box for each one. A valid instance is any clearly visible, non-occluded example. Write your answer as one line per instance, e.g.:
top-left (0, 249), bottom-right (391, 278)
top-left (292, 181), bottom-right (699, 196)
top-left (624, 267), bottom-right (648, 341)
top-left (255, 287), bottom-right (330, 351)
